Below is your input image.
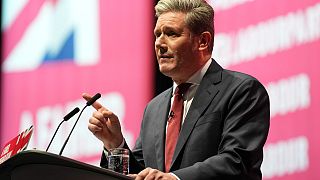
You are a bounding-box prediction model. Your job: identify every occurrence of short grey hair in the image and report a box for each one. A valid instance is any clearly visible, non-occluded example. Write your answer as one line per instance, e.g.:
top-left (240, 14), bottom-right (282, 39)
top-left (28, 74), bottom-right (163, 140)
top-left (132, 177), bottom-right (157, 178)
top-left (155, 0), bottom-right (214, 51)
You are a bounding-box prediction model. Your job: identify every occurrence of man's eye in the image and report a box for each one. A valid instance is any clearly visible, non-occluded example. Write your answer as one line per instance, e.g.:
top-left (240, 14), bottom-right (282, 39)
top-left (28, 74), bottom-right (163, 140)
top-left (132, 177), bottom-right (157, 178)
top-left (167, 31), bottom-right (177, 36)
top-left (154, 33), bottom-right (161, 38)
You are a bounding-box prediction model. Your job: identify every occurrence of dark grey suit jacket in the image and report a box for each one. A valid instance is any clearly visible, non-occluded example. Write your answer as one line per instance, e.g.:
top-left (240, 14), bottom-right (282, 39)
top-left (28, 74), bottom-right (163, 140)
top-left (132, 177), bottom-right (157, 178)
top-left (101, 59), bottom-right (270, 180)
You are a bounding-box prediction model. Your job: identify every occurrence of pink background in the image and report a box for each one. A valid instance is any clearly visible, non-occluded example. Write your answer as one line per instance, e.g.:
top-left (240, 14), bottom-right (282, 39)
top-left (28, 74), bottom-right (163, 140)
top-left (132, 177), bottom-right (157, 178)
top-left (1, 0), bottom-right (320, 179)
top-left (210, 0), bottom-right (320, 179)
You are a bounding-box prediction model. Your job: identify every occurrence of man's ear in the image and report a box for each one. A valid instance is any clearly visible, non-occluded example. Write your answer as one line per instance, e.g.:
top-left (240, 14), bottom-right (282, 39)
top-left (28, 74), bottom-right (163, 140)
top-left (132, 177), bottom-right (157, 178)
top-left (198, 31), bottom-right (212, 51)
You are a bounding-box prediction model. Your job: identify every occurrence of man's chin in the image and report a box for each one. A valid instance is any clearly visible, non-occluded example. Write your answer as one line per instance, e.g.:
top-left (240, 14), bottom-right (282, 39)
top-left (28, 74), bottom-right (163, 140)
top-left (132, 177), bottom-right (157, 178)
top-left (159, 66), bottom-right (175, 77)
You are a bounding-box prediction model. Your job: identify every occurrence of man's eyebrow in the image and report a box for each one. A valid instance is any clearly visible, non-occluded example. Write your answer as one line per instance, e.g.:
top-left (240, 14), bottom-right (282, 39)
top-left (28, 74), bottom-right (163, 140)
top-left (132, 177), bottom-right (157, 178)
top-left (162, 25), bottom-right (180, 32)
top-left (153, 25), bottom-right (181, 34)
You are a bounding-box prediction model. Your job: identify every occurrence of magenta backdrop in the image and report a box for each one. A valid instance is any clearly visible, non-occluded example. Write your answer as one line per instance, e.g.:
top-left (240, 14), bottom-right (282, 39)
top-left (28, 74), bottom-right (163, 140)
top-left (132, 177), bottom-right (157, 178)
top-left (1, 0), bottom-right (320, 179)
top-left (1, 0), bottom-right (153, 164)
top-left (209, 0), bottom-right (320, 179)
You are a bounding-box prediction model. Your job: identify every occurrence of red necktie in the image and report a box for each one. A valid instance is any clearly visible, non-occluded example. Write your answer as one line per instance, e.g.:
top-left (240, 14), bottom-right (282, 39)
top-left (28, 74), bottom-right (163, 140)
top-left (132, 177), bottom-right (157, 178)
top-left (165, 83), bottom-right (191, 172)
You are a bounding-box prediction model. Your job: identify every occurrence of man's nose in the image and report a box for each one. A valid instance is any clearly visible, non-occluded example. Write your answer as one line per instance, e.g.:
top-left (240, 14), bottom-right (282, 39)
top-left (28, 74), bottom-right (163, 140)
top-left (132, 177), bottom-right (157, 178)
top-left (155, 36), bottom-right (168, 54)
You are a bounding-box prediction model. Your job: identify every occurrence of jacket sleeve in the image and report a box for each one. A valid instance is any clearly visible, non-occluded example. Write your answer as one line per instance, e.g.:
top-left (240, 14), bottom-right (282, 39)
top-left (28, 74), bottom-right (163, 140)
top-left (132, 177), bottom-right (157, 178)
top-left (100, 115), bottom-right (146, 174)
top-left (99, 139), bottom-right (145, 174)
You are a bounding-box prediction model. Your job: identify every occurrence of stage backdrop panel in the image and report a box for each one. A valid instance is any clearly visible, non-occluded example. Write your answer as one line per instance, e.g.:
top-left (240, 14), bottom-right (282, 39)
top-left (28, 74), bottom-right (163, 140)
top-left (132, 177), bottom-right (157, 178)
top-left (1, 0), bottom-right (153, 165)
top-left (209, 0), bottom-right (320, 179)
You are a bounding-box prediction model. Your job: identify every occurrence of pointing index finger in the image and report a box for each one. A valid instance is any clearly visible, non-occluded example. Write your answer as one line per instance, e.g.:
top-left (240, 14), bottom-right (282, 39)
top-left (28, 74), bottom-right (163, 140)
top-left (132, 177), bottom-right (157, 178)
top-left (82, 93), bottom-right (103, 110)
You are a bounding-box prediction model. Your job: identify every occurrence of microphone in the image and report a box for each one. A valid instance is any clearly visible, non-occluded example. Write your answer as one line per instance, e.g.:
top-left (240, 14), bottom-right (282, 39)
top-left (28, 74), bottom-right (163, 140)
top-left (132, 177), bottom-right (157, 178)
top-left (86, 93), bottom-right (101, 106)
top-left (46, 107), bottom-right (80, 152)
top-left (59, 93), bottom-right (101, 155)
top-left (63, 107), bottom-right (81, 121)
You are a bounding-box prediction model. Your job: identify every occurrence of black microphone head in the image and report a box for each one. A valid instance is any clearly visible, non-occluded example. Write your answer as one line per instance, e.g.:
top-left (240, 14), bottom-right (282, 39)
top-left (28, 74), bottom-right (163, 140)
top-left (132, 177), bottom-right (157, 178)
top-left (63, 107), bottom-right (80, 121)
top-left (86, 93), bottom-right (101, 106)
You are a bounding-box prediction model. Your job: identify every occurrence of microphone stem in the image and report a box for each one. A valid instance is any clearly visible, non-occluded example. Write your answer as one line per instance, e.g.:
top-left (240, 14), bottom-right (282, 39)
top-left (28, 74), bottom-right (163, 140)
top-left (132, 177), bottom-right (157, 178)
top-left (46, 120), bottom-right (64, 152)
top-left (59, 105), bottom-right (88, 155)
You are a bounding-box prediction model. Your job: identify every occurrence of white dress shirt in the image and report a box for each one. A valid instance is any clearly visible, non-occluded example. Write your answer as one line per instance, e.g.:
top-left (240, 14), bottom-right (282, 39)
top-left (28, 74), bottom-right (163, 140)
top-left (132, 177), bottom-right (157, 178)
top-left (169, 59), bottom-right (212, 179)
top-left (170, 58), bottom-right (212, 127)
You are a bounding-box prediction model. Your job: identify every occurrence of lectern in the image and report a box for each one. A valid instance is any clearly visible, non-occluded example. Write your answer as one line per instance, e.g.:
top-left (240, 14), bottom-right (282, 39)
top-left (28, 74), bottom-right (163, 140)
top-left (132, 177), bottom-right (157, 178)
top-left (0, 150), bottom-right (132, 180)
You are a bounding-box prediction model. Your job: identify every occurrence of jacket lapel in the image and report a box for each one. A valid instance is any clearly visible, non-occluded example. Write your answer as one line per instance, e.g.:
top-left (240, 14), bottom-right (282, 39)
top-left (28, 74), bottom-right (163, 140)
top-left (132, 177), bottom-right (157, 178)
top-left (170, 60), bottom-right (223, 169)
top-left (154, 88), bottom-right (172, 171)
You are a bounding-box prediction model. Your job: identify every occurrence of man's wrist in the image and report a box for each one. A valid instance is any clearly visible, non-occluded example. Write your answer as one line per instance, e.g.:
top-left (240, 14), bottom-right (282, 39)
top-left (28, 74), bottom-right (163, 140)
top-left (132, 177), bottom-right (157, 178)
top-left (103, 138), bottom-right (125, 155)
top-left (103, 136), bottom-right (125, 150)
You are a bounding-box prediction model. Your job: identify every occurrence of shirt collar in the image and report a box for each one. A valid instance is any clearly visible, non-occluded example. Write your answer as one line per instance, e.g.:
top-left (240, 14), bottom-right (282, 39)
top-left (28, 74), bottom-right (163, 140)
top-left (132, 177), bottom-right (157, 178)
top-left (173, 58), bottom-right (212, 93)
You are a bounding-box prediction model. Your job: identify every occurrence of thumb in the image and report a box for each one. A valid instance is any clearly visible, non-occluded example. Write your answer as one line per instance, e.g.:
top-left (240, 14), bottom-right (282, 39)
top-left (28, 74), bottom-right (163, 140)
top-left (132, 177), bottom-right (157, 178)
top-left (102, 111), bottom-right (119, 122)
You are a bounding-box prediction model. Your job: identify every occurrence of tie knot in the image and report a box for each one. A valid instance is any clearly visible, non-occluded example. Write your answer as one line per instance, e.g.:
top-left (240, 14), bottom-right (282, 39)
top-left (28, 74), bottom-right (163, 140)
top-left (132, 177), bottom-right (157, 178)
top-left (174, 83), bottom-right (192, 95)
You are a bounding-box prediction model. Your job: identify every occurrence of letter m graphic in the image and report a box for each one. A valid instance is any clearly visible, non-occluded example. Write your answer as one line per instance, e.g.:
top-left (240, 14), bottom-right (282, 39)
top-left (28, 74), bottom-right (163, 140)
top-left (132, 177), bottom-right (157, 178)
top-left (2, 0), bottom-right (100, 72)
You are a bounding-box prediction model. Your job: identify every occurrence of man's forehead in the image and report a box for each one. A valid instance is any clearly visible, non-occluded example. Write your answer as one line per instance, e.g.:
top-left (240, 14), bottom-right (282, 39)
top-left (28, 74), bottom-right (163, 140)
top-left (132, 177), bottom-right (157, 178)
top-left (155, 12), bottom-right (187, 29)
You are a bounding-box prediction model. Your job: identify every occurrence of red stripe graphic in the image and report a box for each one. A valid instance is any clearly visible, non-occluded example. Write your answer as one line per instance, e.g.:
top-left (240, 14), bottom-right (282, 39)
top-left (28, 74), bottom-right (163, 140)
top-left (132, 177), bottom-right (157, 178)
top-left (2, 0), bottom-right (46, 61)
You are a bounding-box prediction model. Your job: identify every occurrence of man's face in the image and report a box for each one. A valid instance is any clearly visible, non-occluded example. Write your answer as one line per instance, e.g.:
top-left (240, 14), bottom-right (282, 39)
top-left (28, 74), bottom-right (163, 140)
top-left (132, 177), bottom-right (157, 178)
top-left (154, 12), bottom-right (200, 82)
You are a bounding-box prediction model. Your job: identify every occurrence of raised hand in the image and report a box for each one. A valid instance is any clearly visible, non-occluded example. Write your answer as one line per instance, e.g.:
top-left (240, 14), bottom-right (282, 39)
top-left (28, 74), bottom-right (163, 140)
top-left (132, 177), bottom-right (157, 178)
top-left (82, 93), bottom-right (124, 149)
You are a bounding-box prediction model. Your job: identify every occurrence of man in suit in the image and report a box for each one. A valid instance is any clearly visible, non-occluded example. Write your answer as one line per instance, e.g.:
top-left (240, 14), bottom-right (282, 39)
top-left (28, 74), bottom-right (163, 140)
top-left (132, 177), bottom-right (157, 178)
top-left (83, 0), bottom-right (270, 179)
